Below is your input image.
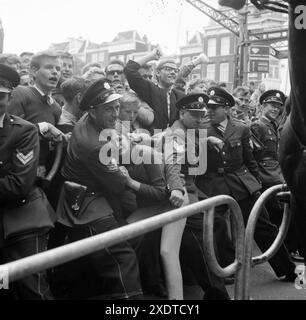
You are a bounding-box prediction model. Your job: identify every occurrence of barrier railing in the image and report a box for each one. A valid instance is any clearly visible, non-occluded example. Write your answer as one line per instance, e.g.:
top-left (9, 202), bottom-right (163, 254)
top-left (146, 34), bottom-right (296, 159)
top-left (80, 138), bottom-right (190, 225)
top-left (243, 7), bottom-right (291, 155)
top-left (0, 195), bottom-right (244, 288)
top-left (202, 184), bottom-right (291, 300)
top-left (240, 185), bottom-right (291, 300)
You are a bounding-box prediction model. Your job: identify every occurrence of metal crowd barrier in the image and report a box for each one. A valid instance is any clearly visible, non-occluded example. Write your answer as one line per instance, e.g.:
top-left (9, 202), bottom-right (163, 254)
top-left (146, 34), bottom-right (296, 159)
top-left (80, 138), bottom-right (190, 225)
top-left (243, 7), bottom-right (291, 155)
top-left (0, 185), bottom-right (291, 300)
top-left (241, 185), bottom-right (291, 300)
top-left (0, 195), bottom-right (244, 287)
top-left (202, 184), bottom-right (291, 300)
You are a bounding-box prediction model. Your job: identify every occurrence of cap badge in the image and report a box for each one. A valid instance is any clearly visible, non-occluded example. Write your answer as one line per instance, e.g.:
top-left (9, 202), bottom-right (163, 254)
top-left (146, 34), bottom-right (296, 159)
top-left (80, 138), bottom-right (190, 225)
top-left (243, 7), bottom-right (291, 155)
top-left (104, 82), bottom-right (111, 90)
top-left (276, 93), bottom-right (280, 98)
top-left (210, 90), bottom-right (215, 96)
top-left (198, 97), bottom-right (204, 103)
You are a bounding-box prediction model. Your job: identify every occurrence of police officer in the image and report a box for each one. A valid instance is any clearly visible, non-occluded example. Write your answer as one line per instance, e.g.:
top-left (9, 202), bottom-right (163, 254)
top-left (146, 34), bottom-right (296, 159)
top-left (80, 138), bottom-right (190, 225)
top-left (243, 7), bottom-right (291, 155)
top-left (166, 93), bottom-right (230, 300)
top-left (0, 64), bottom-right (55, 299)
top-left (56, 78), bottom-right (143, 299)
top-left (196, 87), bottom-right (297, 282)
top-left (251, 90), bottom-right (285, 188)
top-left (251, 90), bottom-right (303, 261)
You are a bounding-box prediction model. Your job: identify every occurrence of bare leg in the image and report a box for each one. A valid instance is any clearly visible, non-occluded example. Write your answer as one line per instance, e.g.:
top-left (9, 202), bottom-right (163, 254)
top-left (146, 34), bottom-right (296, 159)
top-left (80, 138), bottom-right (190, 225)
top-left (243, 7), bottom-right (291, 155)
top-left (160, 192), bottom-right (189, 300)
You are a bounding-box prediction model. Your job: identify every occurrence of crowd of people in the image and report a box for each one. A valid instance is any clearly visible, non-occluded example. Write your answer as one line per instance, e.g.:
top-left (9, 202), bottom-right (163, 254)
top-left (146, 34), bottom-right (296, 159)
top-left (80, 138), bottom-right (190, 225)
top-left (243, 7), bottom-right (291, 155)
top-left (0, 46), bottom-right (301, 300)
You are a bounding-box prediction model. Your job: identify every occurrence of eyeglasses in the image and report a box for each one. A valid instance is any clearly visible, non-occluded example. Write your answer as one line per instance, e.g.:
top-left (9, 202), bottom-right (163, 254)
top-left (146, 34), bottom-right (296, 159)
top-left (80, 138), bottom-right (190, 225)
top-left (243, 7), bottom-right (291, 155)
top-left (161, 66), bottom-right (179, 73)
top-left (107, 70), bottom-right (123, 76)
top-left (142, 74), bottom-right (153, 80)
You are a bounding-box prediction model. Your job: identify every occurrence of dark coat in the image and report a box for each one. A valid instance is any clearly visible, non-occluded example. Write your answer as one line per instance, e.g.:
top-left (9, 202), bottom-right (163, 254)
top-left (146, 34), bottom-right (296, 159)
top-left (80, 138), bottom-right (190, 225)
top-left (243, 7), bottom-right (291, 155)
top-left (57, 114), bottom-right (127, 227)
top-left (196, 118), bottom-right (261, 201)
top-left (124, 60), bottom-right (185, 131)
top-left (251, 117), bottom-right (284, 185)
top-left (0, 114), bottom-right (55, 245)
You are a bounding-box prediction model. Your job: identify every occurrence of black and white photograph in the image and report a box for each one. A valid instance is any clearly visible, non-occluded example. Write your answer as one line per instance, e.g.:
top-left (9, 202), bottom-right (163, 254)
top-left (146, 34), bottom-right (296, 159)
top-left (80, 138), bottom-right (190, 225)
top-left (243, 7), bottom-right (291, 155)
top-left (0, 0), bottom-right (305, 307)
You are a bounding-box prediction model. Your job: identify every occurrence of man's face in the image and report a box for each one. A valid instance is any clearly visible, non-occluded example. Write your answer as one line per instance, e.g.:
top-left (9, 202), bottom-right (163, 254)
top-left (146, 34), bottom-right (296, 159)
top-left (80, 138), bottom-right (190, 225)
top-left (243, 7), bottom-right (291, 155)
top-left (0, 92), bottom-right (10, 117)
top-left (106, 63), bottom-right (125, 85)
top-left (235, 91), bottom-right (250, 116)
top-left (61, 57), bottom-right (73, 82)
top-left (20, 74), bottom-right (32, 86)
top-left (262, 102), bottom-right (281, 121)
top-left (208, 105), bottom-right (228, 124)
top-left (156, 63), bottom-right (178, 88)
top-left (21, 54), bottom-right (33, 69)
top-left (33, 57), bottom-right (61, 92)
top-left (180, 110), bottom-right (206, 129)
top-left (93, 100), bottom-right (120, 130)
top-left (138, 67), bottom-right (153, 81)
top-left (119, 103), bottom-right (140, 124)
top-left (191, 82), bottom-right (208, 94)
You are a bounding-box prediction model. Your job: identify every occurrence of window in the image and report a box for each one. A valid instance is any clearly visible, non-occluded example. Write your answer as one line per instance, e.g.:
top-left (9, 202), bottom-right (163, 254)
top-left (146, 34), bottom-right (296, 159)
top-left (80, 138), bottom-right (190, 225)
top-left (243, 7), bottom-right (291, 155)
top-left (91, 53), bottom-right (98, 62)
top-left (207, 38), bottom-right (217, 57)
top-left (219, 63), bottom-right (229, 82)
top-left (98, 52), bottom-right (105, 62)
top-left (206, 64), bottom-right (216, 80)
top-left (220, 37), bottom-right (230, 56)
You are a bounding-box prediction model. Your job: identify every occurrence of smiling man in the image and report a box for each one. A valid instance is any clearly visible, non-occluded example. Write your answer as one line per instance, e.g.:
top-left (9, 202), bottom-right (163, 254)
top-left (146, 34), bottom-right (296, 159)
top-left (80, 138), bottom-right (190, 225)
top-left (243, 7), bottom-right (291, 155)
top-left (56, 78), bottom-right (143, 300)
top-left (124, 48), bottom-right (185, 131)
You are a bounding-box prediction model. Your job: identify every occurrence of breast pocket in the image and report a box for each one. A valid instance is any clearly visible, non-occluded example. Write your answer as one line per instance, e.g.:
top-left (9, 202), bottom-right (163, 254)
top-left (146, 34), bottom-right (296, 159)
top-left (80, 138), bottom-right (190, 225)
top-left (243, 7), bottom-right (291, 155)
top-left (227, 139), bottom-right (243, 160)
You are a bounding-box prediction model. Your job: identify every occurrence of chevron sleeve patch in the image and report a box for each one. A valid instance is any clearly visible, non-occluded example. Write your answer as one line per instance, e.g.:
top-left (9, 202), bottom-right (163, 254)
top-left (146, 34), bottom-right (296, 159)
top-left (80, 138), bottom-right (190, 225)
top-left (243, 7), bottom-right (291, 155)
top-left (16, 150), bottom-right (34, 165)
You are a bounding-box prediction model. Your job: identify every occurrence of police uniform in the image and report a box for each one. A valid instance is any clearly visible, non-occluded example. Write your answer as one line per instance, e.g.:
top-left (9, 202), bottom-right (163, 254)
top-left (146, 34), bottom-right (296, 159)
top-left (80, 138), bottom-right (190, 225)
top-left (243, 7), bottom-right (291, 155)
top-left (0, 64), bottom-right (55, 299)
top-left (196, 87), bottom-right (296, 278)
top-left (56, 79), bottom-right (143, 299)
top-left (251, 90), bottom-right (285, 186)
top-left (166, 93), bottom-right (230, 300)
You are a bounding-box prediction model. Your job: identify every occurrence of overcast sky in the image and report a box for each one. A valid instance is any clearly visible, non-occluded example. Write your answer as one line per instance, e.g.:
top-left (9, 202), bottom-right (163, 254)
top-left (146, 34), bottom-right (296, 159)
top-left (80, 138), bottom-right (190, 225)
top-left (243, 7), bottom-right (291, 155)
top-left (0, 0), bottom-right (215, 55)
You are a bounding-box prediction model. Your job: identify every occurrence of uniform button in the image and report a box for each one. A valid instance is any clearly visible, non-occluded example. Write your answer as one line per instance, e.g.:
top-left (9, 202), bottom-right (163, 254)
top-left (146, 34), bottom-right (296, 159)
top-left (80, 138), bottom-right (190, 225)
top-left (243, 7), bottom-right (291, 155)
top-left (244, 170), bottom-right (247, 173)
top-left (222, 152), bottom-right (226, 156)
top-left (22, 199), bottom-right (26, 203)
top-left (223, 161), bottom-right (226, 164)
top-left (0, 161), bottom-right (2, 165)
top-left (10, 119), bottom-right (13, 122)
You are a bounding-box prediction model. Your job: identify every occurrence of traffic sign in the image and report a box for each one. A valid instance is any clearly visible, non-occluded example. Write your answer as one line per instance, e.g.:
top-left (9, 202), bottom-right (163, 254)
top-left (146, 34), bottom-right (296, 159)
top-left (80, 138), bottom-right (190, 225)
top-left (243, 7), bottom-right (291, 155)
top-left (249, 45), bottom-right (270, 57)
top-left (249, 59), bottom-right (270, 73)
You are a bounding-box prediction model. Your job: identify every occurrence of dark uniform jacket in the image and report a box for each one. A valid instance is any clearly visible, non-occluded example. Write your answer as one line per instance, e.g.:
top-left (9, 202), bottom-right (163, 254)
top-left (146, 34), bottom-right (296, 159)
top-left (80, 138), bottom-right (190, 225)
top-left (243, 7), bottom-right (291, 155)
top-left (196, 118), bottom-right (262, 202)
top-left (251, 117), bottom-right (284, 185)
top-left (124, 60), bottom-right (185, 131)
top-left (8, 86), bottom-right (62, 167)
top-left (0, 114), bottom-right (55, 246)
top-left (57, 114), bottom-right (127, 227)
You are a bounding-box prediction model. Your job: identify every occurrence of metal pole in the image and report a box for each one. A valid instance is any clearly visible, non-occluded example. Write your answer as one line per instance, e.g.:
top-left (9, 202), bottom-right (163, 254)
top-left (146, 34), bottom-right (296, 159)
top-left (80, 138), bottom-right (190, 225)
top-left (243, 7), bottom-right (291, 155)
top-left (0, 195), bottom-right (240, 283)
top-left (240, 185), bottom-right (291, 300)
top-left (202, 199), bottom-right (245, 300)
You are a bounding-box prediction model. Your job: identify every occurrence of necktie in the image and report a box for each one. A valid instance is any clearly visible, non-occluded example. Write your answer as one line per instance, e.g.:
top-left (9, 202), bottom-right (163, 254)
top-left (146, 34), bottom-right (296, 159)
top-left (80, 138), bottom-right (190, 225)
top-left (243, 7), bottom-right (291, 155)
top-left (166, 89), bottom-right (171, 126)
top-left (43, 95), bottom-right (53, 106)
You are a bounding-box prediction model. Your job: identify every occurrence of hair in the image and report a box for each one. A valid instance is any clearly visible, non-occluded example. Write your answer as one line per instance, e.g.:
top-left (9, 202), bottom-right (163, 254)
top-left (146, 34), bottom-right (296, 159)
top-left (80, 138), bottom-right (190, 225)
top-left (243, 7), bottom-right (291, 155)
top-left (139, 63), bottom-right (152, 70)
top-left (188, 78), bottom-right (207, 91)
top-left (120, 91), bottom-right (141, 109)
top-left (57, 51), bottom-right (73, 59)
top-left (30, 50), bottom-right (60, 70)
top-left (218, 82), bottom-right (227, 88)
top-left (81, 62), bottom-right (102, 75)
top-left (60, 76), bottom-right (87, 103)
top-left (0, 53), bottom-right (21, 65)
top-left (156, 58), bottom-right (177, 70)
top-left (105, 59), bottom-right (125, 73)
top-left (20, 52), bottom-right (34, 58)
top-left (232, 86), bottom-right (250, 97)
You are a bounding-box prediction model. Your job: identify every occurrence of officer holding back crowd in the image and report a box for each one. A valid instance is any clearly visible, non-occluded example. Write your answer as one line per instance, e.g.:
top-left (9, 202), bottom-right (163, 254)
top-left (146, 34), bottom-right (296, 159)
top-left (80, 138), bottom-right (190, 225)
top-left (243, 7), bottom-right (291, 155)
top-left (0, 64), bottom-right (55, 299)
top-left (56, 78), bottom-right (143, 299)
top-left (196, 86), bottom-right (297, 282)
